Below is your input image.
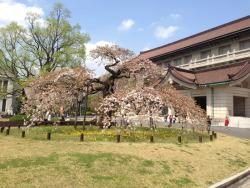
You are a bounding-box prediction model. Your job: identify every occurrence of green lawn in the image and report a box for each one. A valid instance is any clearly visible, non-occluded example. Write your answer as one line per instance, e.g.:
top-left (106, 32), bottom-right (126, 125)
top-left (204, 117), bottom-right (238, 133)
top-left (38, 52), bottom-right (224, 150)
top-left (0, 127), bottom-right (249, 188)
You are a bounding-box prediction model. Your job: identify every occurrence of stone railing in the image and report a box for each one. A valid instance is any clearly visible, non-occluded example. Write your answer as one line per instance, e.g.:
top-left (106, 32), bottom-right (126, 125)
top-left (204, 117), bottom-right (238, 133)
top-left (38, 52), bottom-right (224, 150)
top-left (179, 48), bottom-right (250, 69)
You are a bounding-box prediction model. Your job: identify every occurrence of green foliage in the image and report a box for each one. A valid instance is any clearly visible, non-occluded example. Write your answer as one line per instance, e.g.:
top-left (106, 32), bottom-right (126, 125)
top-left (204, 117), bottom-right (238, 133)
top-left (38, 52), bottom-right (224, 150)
top-left (9, 114), bottom-right (27, 122)
top-left (13, 96), bottom-right (24, 114)
top-left (26, 2), bottom-right (90, 73)
top-left (0, 2), bottom-right (89, 95)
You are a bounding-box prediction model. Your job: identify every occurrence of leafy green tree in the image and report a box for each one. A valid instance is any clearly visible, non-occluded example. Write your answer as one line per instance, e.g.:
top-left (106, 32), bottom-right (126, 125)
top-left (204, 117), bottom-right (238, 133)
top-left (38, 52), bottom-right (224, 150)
top-left (25, 3), bottom-right (89, 73)
top-left (0, 2), bottom-right (89, 96)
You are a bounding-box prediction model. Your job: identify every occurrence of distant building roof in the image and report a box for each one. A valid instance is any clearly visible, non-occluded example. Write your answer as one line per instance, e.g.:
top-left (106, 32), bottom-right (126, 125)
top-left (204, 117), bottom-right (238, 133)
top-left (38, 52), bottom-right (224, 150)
top-left (140, 15), bottom-right (250, 60)
top-left (163, 59), bottom-right (250, 88)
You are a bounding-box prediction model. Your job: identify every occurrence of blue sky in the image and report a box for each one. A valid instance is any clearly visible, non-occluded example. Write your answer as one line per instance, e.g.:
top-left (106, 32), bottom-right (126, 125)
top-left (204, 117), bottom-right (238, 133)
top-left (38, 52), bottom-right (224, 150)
top-left (35, 0), bottom-right (250, 52)
top-left (0, 0), bottom-right (250, 74)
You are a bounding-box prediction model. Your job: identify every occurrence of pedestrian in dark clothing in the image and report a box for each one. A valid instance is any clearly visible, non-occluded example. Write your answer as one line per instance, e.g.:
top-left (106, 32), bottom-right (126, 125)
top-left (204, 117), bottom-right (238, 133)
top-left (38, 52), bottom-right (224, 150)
top-left (168, 115), bottom-right (173, 127)
top-left (207, 115), bottom-right (212, 132)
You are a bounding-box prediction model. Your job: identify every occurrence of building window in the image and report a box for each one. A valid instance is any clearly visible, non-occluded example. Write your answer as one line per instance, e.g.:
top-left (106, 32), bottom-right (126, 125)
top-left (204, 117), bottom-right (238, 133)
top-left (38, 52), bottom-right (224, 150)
top-left (233, 96), bottom-right (245, 117)
top-left (218, 45), bottom-right (231, 55)
top-left (2, 99), bottom-right (6, 112)
top-left (3, 80), bottom-right (8, 92)
top-left (200, 49), bottom-right (211, 59)
top-left (173, 58), bottom-right (182, 66)
top-left (184, 55), bottom-right (192, 64)
top-left (239, 39), bottom-right (250, 50)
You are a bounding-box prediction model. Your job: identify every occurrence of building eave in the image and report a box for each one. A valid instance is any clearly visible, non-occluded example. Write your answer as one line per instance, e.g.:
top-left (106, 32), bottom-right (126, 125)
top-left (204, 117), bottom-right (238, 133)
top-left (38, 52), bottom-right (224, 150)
top-left (161, 60), bottom-right (250, 88)
top-left (140, 15), bottom-right (250, 60)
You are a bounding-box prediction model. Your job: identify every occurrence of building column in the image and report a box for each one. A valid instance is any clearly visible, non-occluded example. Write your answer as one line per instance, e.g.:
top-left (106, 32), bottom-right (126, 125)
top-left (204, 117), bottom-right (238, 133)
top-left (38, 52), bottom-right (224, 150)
top-left (0, 99), bottom-right (2, 113)
top-left (246, 97), bottom-right (250, 117)
top-left (206, 88), bottom-right (213, 117)
top-left (6, 97), bottom-right (13, 115)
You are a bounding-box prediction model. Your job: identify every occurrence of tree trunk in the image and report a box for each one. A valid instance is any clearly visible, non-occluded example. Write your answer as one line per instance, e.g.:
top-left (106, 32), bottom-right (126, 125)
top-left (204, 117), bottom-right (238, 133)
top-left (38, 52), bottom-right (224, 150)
top-left (83, 86), bottom-right (89, 131)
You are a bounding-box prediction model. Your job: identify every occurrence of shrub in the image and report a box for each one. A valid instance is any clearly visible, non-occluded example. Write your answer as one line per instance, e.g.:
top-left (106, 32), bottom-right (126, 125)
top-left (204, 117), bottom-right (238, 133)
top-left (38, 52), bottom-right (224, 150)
top-left (9, 115), bottom-right (27, 122)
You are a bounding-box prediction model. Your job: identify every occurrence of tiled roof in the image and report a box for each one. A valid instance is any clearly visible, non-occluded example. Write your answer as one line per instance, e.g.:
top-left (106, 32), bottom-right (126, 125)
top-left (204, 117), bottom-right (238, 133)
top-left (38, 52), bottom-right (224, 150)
top-left (140, 16), bottom-right (250, 59)
top-left (165, 60), bottom-right (250, 87)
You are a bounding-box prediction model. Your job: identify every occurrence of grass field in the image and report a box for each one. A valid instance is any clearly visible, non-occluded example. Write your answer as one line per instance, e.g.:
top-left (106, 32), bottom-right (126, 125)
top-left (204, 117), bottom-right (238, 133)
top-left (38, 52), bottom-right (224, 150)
top-left (0, 127), bottom-right (249, 188)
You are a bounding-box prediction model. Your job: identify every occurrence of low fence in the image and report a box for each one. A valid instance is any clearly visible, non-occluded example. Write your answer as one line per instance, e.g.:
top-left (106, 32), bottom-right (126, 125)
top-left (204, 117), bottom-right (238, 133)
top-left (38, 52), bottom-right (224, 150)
top-left (0, 120), bottom-right (97, 128)
top-left (0, 126), bottom-right (218, 143)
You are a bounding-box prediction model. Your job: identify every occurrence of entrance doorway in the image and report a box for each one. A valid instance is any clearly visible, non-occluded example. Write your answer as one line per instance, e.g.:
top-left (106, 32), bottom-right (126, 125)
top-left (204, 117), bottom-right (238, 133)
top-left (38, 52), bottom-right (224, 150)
top-left (194, 96), bottom-right (207, 111)
top-left (233, 96), bottom-right (245, 117)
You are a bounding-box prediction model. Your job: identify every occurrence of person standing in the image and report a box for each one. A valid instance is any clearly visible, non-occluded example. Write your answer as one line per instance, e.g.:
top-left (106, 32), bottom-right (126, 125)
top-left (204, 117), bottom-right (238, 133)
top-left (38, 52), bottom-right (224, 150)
top-left (48, 113), bottom-right (52, 122)
top-left (60, 106), bottom-right (65, 121)
top-left (224, 116), bottom-right (229, 129)
top-left (168, 115), bottom-right (173, 127)
top-left (207, 115), bottom-right (212, 132)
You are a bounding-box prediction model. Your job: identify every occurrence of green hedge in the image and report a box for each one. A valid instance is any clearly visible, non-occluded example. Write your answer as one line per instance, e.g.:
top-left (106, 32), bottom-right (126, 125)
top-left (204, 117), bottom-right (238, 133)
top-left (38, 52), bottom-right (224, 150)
top-left (9, 115), bottom-right (27, 122)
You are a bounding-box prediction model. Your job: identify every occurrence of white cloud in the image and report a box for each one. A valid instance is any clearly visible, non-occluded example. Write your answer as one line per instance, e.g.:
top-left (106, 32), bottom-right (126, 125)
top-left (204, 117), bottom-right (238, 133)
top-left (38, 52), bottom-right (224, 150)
top-left (118, 19), bottom-right (135, 31)
top-left (154, 26), bottom-right (178, 39)
top-left (170, 13), bottom-right (182, 20)
top-left (0, 0), bottom-right (44, 27)
top-left (85, 41), bottom-right (115, 77)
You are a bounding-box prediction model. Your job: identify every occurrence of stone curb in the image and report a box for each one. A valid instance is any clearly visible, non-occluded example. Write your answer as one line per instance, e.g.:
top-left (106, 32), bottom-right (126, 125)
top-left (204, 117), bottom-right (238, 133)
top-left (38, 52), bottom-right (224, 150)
top-left (208, 167), bottom-right (250, 188)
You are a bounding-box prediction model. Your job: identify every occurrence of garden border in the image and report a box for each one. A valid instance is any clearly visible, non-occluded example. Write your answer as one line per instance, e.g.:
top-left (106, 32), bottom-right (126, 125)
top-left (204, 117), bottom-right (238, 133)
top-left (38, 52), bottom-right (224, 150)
top-left (208, 167), bottom-right (250, 188)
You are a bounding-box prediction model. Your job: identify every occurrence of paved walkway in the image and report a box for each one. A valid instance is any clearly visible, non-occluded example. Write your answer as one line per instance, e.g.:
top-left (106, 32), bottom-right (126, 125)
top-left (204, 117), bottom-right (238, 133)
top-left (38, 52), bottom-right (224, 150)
top-left (169, 123), bottom-right (250, 139)
top-left (227, 174), bottom-right (250, 188)
top-left (211, 126), bottom-right (250, 139)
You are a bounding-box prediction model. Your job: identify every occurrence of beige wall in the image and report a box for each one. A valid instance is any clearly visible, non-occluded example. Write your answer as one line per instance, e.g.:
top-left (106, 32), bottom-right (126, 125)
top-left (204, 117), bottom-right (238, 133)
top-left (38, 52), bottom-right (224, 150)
top-left (178, 86), bottom-right (250, 118)
top-left (229, 86), bottom-right (250, 117)
top-left (212, 87), bottom-right (233, 118)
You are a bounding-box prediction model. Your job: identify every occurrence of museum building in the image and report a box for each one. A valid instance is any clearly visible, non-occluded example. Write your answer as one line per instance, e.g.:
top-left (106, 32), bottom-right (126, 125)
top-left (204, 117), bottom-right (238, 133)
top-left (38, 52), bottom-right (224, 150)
top-left (140, 16), bottom-right (250, 127)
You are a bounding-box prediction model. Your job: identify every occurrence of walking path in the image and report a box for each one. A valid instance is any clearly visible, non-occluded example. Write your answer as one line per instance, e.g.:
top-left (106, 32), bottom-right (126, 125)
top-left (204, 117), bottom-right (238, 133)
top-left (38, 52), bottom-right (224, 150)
top-left (227, 174), bottom-right (250, 188)
top-left (169, 123), bottom-right (250, 139)
top-left (211, 126), bottom-right (250, 139)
